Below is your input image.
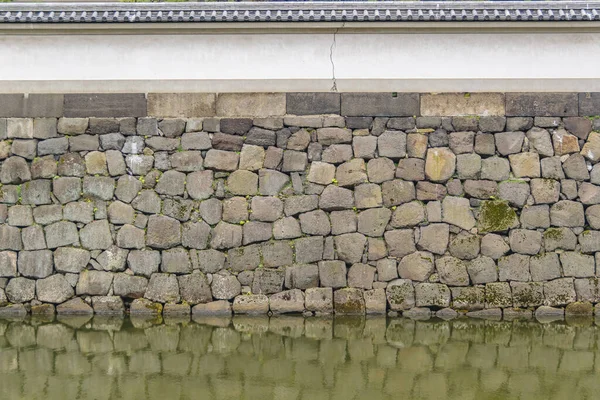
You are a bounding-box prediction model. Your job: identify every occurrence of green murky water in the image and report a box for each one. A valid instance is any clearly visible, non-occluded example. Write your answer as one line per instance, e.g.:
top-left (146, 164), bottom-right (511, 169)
top-left (0, 315), bottom-right (599, 400)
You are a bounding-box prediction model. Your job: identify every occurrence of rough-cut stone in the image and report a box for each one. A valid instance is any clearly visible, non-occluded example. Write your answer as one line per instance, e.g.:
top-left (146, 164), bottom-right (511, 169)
top-left (417, 223), bottom-right (449, 255)
top-left (415, 283), bottom-right (451, 308)
top-left (449, 232), bottom-right (480, 260)
top-left (346, 263), bottom-right (375, 289)
top-left (509, 229), bottom-right (542, 255)
top-left (544, 278), bottom-right (576, 306)
top-left (80, 220), bottom-right (113, 250)
top-left (53, 248), bottom-right (90, 275)
top-left (425, 148), bottom-right (456, 182)
top-left (467, 256), bottom-right (498, 284)
top-left (334, 233), bottom-right (366, 264)
top-left (146, 216), bottom-right (181, 250)
top-left (36, 274), bottom-right (74, 304)
top-left (305, 287), bottom-right (333, 313)
top-left (319, 185), bottom-right (354, 211)
top-left (530, 253), bottom-right (561, 282)
top-left (451, 286), bottom-right (485, 310)
top-left (44, 221), bottom-right (79, 249)
top-left (192, 300), bottom-right (232, 316)
top-left (550, 200), bottom-right (584, 227)
top-left (552, 128), bottom-right (580, 156)
top-left (436, 256), bottom-right (470, 286)
top-left (498, 254), bottom-right (530, 282)
top-left (178, 273), bottom-right (212, 304)
top-left (509, 152), bottom-right (540, 178)
top-left (397, 251), bottom-right (434, 282)
top-left (113, 274), bottom-right (148, 299)
top-left (560, 252), bottom-right (595, 278)
top-left (76, 270), bottom-right (113, 296)
top-left (584, 205), bottom-right (600, 230)
top-left (500, 180), bottom-right (530, 206)
top-left (442, 196), bottom-right (476, 230)
top-left (144, 273), bottom-right (180, 303)
top-left (381, 180), bottom-right (415, 207)
top-left (495, 131), bottom-right (524, 156)
top-left (333, 288), bottom-right (365, 315)
top-left (270, 289), bottom-right (305, 313)
top-left (299, 210), bottom-right (331, 236)
top-left (97, 245), bottom-right (129, 272)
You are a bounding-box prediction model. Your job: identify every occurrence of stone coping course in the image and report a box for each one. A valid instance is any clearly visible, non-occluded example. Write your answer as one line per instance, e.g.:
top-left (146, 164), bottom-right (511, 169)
top-left (1, 92), bottom-right (600, 118)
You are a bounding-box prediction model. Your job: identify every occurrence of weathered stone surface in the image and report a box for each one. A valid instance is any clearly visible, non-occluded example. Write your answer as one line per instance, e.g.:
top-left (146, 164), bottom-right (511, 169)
top-left (192, 300), bottom-right (232, 316)
top-left (334, 233), bottom-right (366, 264)
top-left (451, 286), bottom-right (485, 310)
top-left (305, 287), bottom-right (333, 313)
top-left (252, 268), bottom-right (285, 295)
top-left (424, 148), bottom-right (456, 182)
top-left (526, 127), bottom-right (554, 157)
top-left (0, 251), bottom-right (17, 277)
top-left (319, 185), bottom-right (354, 211)
top-left (346, 263), bottom-right (375, 289)
top-left (177, 273), bottom-right (212, 304)
top-left (498, 254), bottom-right (530, 282)
top-left (333, 288), bottom-right (365, 315)
top-left (544, 278), bottom-right (576, 306)
top-left (467, 256), bottom-right (498, 284)
top-left (509, 229), bottom-right (542, 255)
top-left (509, 152), bottom-right (540, 178)
top-left (421, 93), bottom-right (505, 116)
top-left (550, 200), bottom-right (584, 227)
top-left (80, 220), bottom-right (113, 250)
top-left (553, 128), bottom-right (581, 156)
top-left (5, 277), bottom-right (35, 303)
top-left (417, 223), bottom-right (449, 255)
top-left (397, 251), bottom-right (434, 282)
top-left (498, 181), bottom-right (530, 208)
top-left (113, 274), bottom-right (148, 299)
top-left (530, 253), bottom-right (561, 282)
top-left (97, 245), bottom-right (129, 272)
top-left (560, 252), bottom-right (595, 278)
top-left (506, 93), bottom-right (578, 117)
top-left (480, 156), bottom-right (510, 181)
top-left (44, 221), bottom-right (79, 249)
top-left (76, 270), bottom-right (113, 296)
top-left (415, 283), bottom-right (451, 308)
top-left (442, 196), bottom-right (476, 230)
top-left (449, 233), bottom-right (480, 260)
top-left (269, 289), bottom-right (305, 314)
top-left (36, 274), bottom-right (74, 304)
top-left (161, 248), bottom-right (191, 274)
top-left (144, 273), bottom-right (180, 303)
top-left (57, 297), bottom-right (93, 315)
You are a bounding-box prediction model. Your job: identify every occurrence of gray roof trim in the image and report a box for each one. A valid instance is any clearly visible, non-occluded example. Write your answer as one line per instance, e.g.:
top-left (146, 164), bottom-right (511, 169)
top-left (1, 1), bottom-right (600, 23)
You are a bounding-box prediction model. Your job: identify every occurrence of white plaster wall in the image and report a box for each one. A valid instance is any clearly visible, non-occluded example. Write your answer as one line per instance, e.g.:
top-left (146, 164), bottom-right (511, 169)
top-left (0, 28), bottom-right (599, 92)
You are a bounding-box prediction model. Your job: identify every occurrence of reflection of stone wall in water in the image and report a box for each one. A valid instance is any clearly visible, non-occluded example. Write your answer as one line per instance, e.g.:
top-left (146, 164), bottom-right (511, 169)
top-left (0, 92), bottom-right (600, 318)
top-left (0, 316), bottom-right (599, 400)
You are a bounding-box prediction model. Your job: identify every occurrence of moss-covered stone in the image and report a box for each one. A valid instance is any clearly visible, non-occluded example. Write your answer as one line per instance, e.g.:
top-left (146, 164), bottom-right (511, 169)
top-left (565, 301), bottom-right (593, 315)
top-left (478, 200), bottom-right (518, 233)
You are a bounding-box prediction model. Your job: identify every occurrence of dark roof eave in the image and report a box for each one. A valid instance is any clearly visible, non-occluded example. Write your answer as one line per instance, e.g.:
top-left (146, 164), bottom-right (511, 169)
top-left (1, 1), bottom-right (599, 23)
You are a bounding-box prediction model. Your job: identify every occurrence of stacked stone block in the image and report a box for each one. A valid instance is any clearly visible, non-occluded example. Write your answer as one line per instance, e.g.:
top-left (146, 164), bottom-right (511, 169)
top-left (0, 92), bottom-right (600, 317)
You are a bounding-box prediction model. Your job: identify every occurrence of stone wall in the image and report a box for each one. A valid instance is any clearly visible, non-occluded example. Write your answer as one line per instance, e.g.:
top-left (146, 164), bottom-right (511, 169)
top-left (1, 92), bottom-right (600, 318)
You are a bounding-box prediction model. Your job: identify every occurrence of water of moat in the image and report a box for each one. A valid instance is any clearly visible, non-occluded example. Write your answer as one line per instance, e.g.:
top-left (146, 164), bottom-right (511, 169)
top-left (0, 315), bottom-right (599, 400)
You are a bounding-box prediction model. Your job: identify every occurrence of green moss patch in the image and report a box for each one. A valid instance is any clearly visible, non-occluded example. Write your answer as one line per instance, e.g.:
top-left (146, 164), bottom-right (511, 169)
top-left (478, 200), bottom-right (518, 233)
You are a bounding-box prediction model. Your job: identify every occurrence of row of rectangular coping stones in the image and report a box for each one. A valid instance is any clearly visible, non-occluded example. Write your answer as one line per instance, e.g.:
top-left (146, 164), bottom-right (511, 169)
top-left (0, 281), bottom-right (597, 323)
top-left (2, 92), bottom-right (600, 119)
